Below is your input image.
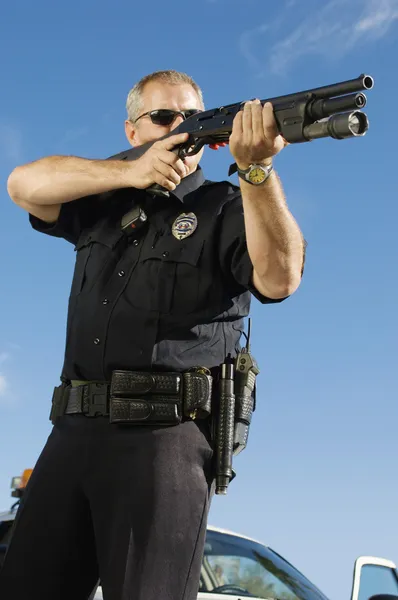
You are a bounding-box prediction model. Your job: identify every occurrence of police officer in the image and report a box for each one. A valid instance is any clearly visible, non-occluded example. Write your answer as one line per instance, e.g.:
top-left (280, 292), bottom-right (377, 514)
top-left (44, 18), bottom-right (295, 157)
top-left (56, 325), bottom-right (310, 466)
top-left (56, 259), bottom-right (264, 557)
top-left (0, 70), bottom-right (305, 600)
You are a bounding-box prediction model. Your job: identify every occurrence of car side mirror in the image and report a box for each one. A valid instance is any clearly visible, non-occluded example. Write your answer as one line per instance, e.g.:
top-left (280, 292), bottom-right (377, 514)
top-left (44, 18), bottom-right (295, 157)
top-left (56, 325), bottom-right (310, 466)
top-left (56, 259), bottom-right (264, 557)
top-left (351, 557), bottom-right (398, 600)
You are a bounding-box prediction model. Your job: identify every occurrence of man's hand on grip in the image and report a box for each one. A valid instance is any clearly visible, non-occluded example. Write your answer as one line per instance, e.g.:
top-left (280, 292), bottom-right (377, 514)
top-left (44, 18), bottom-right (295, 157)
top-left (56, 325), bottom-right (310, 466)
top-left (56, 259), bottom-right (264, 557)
top-left (127, 132), bottom-right (189, 191)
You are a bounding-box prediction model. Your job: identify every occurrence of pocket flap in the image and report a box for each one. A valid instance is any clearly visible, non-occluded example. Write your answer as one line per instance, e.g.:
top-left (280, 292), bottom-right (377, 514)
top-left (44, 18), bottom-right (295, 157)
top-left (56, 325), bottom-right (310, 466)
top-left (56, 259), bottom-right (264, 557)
top-left (140, 238), bottom-right (204, 266)
top-left (75, 224), bottom-right (125, 251)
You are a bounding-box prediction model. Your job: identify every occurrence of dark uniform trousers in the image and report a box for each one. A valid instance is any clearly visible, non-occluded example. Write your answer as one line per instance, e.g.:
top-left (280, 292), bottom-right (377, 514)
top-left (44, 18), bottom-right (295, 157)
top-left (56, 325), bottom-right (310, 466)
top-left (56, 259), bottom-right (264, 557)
top-left (0, 414), bottom-right (215, 600)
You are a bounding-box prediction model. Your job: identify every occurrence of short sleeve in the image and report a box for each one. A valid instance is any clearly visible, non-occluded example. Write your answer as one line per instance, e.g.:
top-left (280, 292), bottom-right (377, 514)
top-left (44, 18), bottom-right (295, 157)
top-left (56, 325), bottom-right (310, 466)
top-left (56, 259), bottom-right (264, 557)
top-left (29, 193), bottom-right (102, 246)
top-left (218, 192), bottom-right (289, 305)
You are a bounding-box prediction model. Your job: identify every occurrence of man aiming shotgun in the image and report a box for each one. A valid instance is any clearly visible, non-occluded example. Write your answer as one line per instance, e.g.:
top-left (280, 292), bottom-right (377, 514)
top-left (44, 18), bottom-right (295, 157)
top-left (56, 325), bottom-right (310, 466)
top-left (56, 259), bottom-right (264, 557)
top-left (0, 69), bottom-right (372, 600)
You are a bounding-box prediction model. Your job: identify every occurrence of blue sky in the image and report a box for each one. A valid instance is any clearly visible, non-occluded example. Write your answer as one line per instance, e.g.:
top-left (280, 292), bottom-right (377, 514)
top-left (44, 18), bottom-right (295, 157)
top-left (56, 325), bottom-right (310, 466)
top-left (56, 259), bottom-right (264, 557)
top-left (0, 0), bottom-right (397, 597)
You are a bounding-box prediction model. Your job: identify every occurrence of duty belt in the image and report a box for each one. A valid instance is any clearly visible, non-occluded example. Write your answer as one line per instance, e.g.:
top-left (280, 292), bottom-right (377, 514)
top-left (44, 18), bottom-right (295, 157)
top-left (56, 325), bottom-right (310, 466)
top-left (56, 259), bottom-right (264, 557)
top-left (50, 369), bottom-right (213, 425)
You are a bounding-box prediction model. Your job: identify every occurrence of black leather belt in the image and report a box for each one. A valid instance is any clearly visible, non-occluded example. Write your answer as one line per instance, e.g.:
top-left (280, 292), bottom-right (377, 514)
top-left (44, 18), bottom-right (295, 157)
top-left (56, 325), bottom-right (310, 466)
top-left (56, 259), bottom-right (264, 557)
top-left (50, 369), bottom-right (213, 425)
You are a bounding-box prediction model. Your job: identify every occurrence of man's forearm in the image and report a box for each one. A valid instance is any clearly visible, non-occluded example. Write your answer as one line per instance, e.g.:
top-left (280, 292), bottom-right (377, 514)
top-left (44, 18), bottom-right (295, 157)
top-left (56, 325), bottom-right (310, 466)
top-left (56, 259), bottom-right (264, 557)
top-left (7, 155), bottom-right (132, 207)
top-left (240, 167), bottom-right (304, 299)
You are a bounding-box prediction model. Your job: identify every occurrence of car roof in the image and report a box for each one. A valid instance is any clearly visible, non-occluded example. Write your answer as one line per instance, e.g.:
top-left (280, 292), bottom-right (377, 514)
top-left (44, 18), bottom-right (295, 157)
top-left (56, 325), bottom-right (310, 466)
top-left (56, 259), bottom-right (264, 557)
top-left (0, 509), bottom-right (18, 521)
top-left (206, 524), bottom-right (268, 548)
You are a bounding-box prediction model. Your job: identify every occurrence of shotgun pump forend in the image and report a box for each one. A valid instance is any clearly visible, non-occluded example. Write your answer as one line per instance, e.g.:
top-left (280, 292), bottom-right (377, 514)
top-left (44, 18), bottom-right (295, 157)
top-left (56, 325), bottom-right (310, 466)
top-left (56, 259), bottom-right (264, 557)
top-left (109, 73), bottom-right (374, 196)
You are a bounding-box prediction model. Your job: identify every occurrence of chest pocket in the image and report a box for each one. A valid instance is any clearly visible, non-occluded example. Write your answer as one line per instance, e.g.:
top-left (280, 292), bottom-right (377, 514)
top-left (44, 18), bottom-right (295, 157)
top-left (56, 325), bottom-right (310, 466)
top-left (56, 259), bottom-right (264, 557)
top-left (168, 239), bottom-right (205, 315)
top-left (128, 234), bottom-right (205, 315)
top-left (71, 225), bottom-right (126, 296)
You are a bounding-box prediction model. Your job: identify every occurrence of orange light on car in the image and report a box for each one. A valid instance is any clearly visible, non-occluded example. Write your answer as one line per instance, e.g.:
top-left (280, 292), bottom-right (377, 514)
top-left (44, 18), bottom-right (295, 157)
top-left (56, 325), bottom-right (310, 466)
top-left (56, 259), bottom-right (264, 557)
top-left (20, 469), bottom-right (33, 488)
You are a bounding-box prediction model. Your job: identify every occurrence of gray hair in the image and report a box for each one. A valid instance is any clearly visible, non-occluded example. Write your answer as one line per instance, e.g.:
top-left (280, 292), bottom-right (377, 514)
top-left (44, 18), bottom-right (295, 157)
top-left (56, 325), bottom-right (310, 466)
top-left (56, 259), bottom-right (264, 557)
top-left (126, 70), bottom-right (205, 122)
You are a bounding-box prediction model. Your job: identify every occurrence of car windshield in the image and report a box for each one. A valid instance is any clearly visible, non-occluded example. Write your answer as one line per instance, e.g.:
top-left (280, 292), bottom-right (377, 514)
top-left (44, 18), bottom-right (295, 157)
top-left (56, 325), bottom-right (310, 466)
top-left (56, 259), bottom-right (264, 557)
top-left (200, 530), bottom-right (328, 600)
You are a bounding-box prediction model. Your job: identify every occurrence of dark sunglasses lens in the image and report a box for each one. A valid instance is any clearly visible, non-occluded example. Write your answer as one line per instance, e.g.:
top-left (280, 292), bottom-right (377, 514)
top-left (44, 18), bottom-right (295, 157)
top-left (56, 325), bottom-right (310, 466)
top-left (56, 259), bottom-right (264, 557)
top-left (150, 110), bottom-right (176, 126)
top-left (150, 109), bottom-right (200, 125)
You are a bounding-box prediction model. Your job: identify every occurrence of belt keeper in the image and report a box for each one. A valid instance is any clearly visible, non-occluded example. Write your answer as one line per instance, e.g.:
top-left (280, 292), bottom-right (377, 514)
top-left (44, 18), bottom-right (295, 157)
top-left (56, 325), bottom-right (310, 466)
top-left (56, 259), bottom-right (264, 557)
top-left (50, 384), bottom-right (69, 424)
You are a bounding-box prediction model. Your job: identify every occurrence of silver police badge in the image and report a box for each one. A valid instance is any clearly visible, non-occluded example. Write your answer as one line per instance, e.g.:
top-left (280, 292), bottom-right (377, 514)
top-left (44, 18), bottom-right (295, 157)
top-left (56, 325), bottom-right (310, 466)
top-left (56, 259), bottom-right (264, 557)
top-left (172, 212), bottom-right (198, 240)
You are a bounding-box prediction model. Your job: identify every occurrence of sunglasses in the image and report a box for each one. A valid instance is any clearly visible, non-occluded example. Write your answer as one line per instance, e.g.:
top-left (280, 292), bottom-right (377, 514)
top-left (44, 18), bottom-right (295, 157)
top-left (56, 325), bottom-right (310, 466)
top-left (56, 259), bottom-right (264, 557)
top-left (133, 108), bottom-right (201, 126)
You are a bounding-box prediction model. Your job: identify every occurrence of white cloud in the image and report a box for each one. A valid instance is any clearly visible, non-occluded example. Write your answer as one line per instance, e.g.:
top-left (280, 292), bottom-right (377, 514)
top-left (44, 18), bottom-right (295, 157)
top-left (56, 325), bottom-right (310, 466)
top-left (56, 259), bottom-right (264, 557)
top-left (240, 0), bottom-right (398, 75)
top-left (240, 24), bottom-right (273, 72)
top-left (355, 0), bottom-right (398, 34)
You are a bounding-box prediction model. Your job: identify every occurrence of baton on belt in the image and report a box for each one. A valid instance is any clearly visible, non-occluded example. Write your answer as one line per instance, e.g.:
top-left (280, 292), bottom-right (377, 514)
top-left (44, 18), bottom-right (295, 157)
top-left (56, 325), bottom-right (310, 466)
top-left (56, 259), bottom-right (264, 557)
top-left (215, 355), bottom-right (235, 494)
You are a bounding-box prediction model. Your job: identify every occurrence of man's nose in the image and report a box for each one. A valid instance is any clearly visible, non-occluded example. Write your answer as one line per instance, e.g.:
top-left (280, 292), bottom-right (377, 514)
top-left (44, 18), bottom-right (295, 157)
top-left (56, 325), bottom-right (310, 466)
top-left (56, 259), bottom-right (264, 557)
top-left (171, 113), bottom-right (185, 130)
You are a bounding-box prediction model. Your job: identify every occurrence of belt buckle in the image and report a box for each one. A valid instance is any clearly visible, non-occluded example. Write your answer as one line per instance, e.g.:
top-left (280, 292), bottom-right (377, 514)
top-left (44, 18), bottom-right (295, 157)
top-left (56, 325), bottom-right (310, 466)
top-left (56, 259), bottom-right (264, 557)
top-left (85, 383), bottom-right (109, 417)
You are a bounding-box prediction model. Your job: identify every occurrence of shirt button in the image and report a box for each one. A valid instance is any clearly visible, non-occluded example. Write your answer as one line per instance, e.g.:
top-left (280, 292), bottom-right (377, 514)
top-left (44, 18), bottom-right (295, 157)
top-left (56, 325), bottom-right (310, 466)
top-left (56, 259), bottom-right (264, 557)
top-left (162, 251), bottom-right (169, 258)
top-left (133, 239), bottom-right (139, 246)
top-left (102, 298), bottom-right (109, 305)
top-left (94, 338), bottom-right (100, 345)
top-left (118, 270), bottom-right (125, 277)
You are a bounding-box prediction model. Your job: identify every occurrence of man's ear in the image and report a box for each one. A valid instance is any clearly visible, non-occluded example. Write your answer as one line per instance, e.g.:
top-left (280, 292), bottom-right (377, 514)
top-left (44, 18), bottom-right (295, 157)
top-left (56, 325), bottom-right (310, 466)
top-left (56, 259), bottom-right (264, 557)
top-left (125, 120), bottom-right (138, 147)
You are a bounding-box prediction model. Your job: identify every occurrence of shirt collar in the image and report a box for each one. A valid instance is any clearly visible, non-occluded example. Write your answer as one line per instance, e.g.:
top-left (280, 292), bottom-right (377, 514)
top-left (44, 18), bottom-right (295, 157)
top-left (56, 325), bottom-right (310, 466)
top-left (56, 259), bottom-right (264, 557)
top-left (170, 165), bottom-right (205, 202)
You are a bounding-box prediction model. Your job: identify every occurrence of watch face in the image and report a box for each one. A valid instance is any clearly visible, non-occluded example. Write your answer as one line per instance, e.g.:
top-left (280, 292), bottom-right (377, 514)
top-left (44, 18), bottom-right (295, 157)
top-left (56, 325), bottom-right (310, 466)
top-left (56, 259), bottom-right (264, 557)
top-left (248, 167), bottom-right (266, 184)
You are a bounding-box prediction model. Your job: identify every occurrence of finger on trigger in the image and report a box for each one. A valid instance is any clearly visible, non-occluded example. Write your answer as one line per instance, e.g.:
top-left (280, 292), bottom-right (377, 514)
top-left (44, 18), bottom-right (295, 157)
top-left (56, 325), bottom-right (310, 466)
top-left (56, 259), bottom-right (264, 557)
top-left (163, 132), bottom-right (189, 150)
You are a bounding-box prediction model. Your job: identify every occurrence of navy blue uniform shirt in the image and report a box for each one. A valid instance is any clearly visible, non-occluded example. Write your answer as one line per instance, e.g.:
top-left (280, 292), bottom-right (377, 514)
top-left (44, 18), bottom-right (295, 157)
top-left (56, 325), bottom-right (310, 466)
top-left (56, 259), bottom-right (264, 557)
top-left (29, 167), bottom-right (287, 382)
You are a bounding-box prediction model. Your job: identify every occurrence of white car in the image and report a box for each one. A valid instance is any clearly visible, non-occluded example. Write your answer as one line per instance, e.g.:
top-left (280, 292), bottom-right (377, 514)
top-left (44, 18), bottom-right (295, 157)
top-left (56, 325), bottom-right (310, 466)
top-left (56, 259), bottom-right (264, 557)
top-left (1, 509), bottom-right (397, 600)
top-left (91, 525), bottom-right (398, 600)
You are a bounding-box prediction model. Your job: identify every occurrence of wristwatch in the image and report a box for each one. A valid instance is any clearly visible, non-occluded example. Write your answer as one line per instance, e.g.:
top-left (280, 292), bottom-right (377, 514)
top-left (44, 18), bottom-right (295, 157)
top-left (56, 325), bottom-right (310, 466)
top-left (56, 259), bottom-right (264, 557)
top-left (236, 162), bottom-right (273, 185)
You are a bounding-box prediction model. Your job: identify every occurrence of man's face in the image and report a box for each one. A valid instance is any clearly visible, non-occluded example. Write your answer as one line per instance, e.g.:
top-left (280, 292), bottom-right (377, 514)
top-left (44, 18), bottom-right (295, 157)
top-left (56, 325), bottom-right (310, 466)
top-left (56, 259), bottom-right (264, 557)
top-left (125, 81), bottom-right (204, 175)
